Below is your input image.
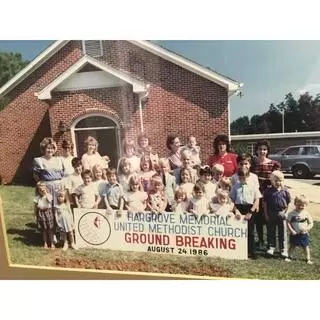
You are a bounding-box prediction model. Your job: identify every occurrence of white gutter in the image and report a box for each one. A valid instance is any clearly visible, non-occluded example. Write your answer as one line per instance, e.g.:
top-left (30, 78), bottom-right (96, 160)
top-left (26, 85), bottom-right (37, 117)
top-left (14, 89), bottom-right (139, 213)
top-left (137, 84), bottom-right (150, 133)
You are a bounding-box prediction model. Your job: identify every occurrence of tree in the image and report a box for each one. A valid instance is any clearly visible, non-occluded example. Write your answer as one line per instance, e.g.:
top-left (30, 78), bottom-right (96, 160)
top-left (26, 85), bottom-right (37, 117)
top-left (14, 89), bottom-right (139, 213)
top-left (230, 116), bottom-right (250, 134)
top-left (0, 52), bottom-right (29, 111)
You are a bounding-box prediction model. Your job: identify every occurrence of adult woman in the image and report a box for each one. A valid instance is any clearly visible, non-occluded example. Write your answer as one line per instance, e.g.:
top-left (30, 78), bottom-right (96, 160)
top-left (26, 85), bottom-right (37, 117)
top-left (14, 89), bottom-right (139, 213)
top-left (33, 137), bottom-right (64, 205)
top-left (136, 133), bottom-right (159, 166)
top-left (251, 140), bottom-right (281, 251)
top-left (81, 136), bottom-right (104, 171)
top-left (60, 139), bottom-right (74, 177)
top-left (166, 135), bottom-right (182, 170)
top-left (207, 134), bottom-right (237, 177)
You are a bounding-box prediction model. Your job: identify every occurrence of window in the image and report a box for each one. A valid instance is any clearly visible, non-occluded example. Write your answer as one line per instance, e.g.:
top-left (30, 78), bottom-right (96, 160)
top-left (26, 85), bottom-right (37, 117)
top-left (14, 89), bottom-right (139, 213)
top-left (302, 146), bottom-right (320, 155)
top-left (82, 40), bottom-right (103, 57)
top-left (246, 143), bottom-right (254, 155)
top-left (284, 147), bottom-right (300, 155)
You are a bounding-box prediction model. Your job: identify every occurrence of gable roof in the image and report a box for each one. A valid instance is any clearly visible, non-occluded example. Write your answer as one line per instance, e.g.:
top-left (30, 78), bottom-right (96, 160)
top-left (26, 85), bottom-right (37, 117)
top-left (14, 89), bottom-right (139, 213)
top-left (0, 40), bottom-right (243, 98)
top-left (36, 55), bottom-right (147, 100)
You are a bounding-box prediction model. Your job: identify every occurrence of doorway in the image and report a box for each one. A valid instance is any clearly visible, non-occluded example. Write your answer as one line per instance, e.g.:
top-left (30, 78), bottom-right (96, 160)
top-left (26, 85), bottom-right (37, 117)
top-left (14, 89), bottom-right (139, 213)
top-left (72, 115), bottom-right (121, 169)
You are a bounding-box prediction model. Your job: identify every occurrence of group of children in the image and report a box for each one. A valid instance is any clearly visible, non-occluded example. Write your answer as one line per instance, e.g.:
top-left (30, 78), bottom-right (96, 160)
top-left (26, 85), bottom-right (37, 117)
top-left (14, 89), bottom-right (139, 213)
top-left (33, 134), bottom-right (314, 264)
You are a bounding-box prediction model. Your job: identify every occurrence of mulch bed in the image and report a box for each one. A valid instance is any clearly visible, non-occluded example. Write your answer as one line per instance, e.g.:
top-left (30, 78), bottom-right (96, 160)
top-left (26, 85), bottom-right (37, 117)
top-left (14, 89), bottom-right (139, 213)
top-left (55, 257), bottom-right (233, 278)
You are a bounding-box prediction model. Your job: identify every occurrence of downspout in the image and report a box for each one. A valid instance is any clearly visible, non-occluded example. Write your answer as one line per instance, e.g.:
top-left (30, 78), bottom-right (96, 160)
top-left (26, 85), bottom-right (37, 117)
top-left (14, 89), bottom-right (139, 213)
top-left (138, 84), bottom-right (150, 133)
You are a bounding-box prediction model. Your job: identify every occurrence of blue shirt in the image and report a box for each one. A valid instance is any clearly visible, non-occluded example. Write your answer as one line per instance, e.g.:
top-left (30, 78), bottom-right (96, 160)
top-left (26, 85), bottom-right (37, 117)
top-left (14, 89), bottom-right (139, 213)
top-left (263, 187), bottom-right (291, 214)
top-left (103, 182), bottom-right (124, 208)
top-left (230, 181), bottom-right (261, 205)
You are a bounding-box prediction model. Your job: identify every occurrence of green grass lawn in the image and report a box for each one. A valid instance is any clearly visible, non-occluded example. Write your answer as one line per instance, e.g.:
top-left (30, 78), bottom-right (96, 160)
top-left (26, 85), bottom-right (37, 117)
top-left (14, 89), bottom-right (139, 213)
top-left (1, 185), bottom-right (320, 279)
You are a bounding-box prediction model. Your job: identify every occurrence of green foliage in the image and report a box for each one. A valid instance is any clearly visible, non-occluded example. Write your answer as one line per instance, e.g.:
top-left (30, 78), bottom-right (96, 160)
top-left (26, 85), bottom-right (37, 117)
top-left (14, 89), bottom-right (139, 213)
top-left (0, 52), bottom-right (29, 111)
top-left (231, 92), bottom-right (320, 134)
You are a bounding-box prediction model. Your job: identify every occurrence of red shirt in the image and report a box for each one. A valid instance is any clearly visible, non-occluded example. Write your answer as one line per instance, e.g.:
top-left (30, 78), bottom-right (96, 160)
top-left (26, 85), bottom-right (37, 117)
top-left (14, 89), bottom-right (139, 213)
top-left (208, 153), bottom-right (238, 177)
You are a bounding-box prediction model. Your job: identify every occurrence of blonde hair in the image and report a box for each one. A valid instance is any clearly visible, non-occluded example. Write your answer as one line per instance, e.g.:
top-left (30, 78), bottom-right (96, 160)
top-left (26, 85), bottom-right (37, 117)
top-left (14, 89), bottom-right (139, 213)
top-left (150, 175), bottom-right (164, 192)
top-left (212, 163), bottom-right (224, 174)
top-left (216, 188), bottom-right (229, 199)
top-left (40, 137), bottom-right (57, 155)
top-left (270, 170), bottom-right (285, 184)
top-left (174, 187), bottom-right (187, 201)
top-left (36, 181), bottom-right (49, 196)
top-left (128, 175), bottom-right (142, 191)
top-left (158, 157), bottom-right (170, 167)
top-left (84, 136), bottom-right (98, 153)
top-left (294, 194), bottom-right (309, 206)
top-left (117, 157), bottom-right (132, 175)
top-left (123, 139), bottom-right (136, 155)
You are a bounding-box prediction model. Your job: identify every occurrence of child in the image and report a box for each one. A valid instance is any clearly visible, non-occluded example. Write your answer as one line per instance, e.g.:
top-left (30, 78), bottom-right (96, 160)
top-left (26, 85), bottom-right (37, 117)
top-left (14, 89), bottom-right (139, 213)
top-left (157, 158), bottom-right (176, 211)
top-left (210, 189), bottom-right (238, 219)
top-left (60, 139), bottom-right (74, 177)
top-left (230, 167), bottom-right (262, 259)
top-left (286, 195), bottom-right (314, 264)
top-left (54, 189), bottom-right (77, 251)
top-left (147, 175), bottom-right (167, 214)
top-left (117, 157), bottom-right (133, 193)
top-left (124, 175), bottom-right (148, 212)
top-left (101, 155), bottom-right (110, 180)
top-left (263, 170), bottom-right (291, 257)
top-left (187, 182), bottom-right (210, 216)
top-left (64, 157), bottom-right (83, 209)
top-left (172, 187), bottom-right (190, 214)
top-left (139, 155), bottom-right (156, 192)
top-left (212, 163), bottom-right (225, 183)
top-left (181, 135), bottom-right (201, 167)
top-left (173, 149), bottom-right (198, 184)
top-left (103, 168), bottom-right (125, 216)
top-left (231, 153), bottom-right (260, 189)
top-left (122, 139), bottom-right (140, 173)
top-left (178, 168), bottom-right (194, 199)
top-left (199, 166), bottom-right (217, 201)
top-left (34, 181), bottom-right (55, 249)
top-left (74, 170), bottom-right (100, 209)
top-left (81, 136), bottom-right (104, 171)
top-left (92, 164), bottom-right (108, 209)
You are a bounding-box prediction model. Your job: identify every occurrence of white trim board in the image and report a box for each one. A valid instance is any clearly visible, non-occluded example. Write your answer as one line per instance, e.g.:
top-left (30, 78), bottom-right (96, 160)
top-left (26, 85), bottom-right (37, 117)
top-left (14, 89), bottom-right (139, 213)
top-left (0, 40), bottom-right (243, 99)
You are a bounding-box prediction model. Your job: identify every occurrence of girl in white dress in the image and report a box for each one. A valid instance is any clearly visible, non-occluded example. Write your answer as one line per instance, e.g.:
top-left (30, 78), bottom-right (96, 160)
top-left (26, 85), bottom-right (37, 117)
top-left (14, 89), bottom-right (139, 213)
top-left (187, 182), bottom-right (210, 216)
top-left (139, 155), bottom-right (156, 192)
top-left (74, 170), bottom-right (100, 209)
top-left (92, 164), bottom-right (108, 209)
top-left (81, 136), bottom-right (104, 171)
top-left (210, 189), bottom-right (239, 219)
top-left (54, 189), bottom-right (77, 251)
top-left (117, 157), bottom-right (133, 193)
top-left (172, 187), bottom-right (189, 214)
top-left (122, 139), bottom-right (140, 173)
top-left (147, 175), bottom-right (167, 214)
top-left (124, 175), bottom-right (148, 213)
top-left (178, 168), bottom-right (194, 199)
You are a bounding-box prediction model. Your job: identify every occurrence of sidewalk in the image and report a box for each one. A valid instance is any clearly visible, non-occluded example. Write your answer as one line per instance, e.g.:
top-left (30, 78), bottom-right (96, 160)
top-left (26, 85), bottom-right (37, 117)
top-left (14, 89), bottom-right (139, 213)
top-left (284, 179), bottom-right (320, 221)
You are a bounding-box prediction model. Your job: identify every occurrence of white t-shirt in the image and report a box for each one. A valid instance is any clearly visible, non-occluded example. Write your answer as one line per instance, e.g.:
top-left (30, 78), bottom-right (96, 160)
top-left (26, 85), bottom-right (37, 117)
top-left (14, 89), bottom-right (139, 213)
top-left (287, 210), bottom-right (314, 233)
top-left (189, 197), bottom-right (210, 215)
top-left (60, 155), bottom-right (74, 177)
top-left (178, 182), bottom-right (194, 199)
top-left (231, 172), bottom-right (260, 190)
top-left (81, 152), bottom-right (103, 171)
top-left (210, 203), bottom-right (234, 217)
top-left (75, 183), bottom-right (99, 209)
top-left (172, 200), bottom-right (190, 214)
top-left (124, 191), bottom-right (148, 212)
top-left (34, 194), bottom-right (53, 209)
top-left (203, 181), bottom-right (218, 201)
top-left (63, 173), bottom-right (83, 194)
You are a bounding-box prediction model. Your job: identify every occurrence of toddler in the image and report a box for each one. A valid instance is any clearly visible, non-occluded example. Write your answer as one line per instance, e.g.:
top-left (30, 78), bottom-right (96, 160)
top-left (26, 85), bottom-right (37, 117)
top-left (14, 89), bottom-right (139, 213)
top-left (187, 182), bottom-right (210, 216)
top-left (147, 175), bottom-right (167, 214)
top-left (286, 195), bottom-right (314, 264)
top-left (92, 164), bottom-right (108, 209)
top-left (178, 167), bottom-right (194, 199)
top-left (210, 189), bottom-right (238, 218)
top-left (199, 166), bottom-right (217, 201)
top-left (172, 187), bottom-right (190, 214)
top-left (34, 182), bottom-right (55, 249)
top-left (54, 189), bottom-right (77, 251)
top-left (139, 155), bottom-right (156, 192)
top-left (181, 135), bottom-right (201, 167)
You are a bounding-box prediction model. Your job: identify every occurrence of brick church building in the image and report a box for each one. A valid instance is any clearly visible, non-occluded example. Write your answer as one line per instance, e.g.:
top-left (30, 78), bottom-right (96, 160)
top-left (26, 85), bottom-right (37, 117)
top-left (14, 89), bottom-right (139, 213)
top-left (0, 40), bottom-right (242, 185)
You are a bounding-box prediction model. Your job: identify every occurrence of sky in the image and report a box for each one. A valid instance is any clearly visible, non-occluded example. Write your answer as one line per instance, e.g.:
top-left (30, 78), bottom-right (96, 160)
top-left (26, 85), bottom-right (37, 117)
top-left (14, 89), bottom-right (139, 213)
top-left (1, 40), bottom-right (320, 121)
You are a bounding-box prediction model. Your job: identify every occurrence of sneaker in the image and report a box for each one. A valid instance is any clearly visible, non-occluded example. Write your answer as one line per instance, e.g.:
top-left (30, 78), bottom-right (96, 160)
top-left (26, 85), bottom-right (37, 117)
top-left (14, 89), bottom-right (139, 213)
top-left (285, 257), bottom-right (292, 262)
top-left (53, 235), bottom-right (58, 244)
top-left (280, 250), bottom-right (288, 258)
top-left (306, 260), bottom-right (313, 265)
top-left (62, 242), bottom-right (68, 251)
top-left (266, 247), bottom-right (275, 256)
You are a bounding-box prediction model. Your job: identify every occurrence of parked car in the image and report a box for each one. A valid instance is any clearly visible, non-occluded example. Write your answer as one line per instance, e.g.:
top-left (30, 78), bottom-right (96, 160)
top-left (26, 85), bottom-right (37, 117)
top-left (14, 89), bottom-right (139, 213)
top-left (269, 145), bottom-right (320, 178)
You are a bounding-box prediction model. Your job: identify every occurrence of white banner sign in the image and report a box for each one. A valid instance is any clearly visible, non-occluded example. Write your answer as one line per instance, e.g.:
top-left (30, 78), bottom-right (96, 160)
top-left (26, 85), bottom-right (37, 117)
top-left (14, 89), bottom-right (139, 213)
top-left (74, 209), bottom-right (248, 260)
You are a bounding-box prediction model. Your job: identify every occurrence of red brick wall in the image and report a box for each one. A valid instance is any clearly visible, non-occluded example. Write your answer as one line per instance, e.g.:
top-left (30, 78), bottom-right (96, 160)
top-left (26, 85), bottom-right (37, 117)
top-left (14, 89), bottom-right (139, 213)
top-left (0, 40), bottom-right (229, 185)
